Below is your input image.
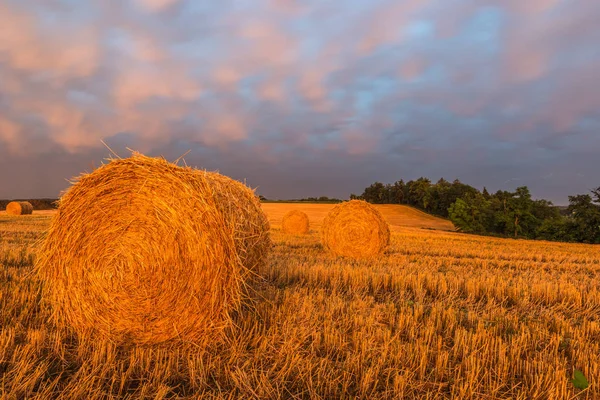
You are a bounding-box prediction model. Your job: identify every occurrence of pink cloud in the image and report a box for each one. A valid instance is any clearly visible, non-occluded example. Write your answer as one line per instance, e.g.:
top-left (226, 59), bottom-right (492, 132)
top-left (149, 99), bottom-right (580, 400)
top-left (0, 4), bottom-right (99, 78)
top-left (0, 117), bottom-right (21, 153)
top-left (296, 68), bottom-right (334, 112)
top-left (298, 70), bottom-right (326, 101)
top-left (541, 62), bottom-right (600, 132)
top-left (113, 67), bottom-right (200, 109)
top-left (212, 118), bottom-right (247, 142)
top-left (503, 50), bottom-right (548, 82)
top-left (257, 77), bottom-right (286, 102)
top-left (357, 0), bottom-right (430, 54)
top-left (399, 57), bottom-right (428, 80)
top-left (239, 20), bottom-right (299, 67)
top-left (506, 0), bottom-right (561, 15)
top-left (340, 127), bottom-right (381, 155)
top-left (213, 66), bottom-right (242, 88)
top-left (130, 33), bottom-right (166, 63)
top-left (269, 0), bottom-right (307, 15)
top-left (134, 0), bottom-right (180, 13)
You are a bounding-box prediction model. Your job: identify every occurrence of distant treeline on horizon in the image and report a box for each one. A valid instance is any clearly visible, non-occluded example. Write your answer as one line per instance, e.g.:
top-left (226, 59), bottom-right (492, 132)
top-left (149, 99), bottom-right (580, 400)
top-left (350, 178), bottom-right (600, 244)
top-left (258, 195), bottom-right (343, 203)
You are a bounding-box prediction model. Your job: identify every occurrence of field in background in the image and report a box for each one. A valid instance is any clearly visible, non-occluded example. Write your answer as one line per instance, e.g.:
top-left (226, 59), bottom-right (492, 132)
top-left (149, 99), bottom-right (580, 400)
top-left (262, 202), bottom-right (456, 232)
top-left (0, 206), bottom-right (599, 398)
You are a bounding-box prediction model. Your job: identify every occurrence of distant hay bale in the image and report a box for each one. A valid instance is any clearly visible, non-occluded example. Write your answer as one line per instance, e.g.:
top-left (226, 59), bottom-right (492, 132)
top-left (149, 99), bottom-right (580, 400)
top-left (35, 153), bottom-right (271, 345)
top-left (6, 201), bottom-right (33, 215)
top-left (321, 200), bottom-right (390, 259)
top-left (282, 210), bottom-right (310, 235)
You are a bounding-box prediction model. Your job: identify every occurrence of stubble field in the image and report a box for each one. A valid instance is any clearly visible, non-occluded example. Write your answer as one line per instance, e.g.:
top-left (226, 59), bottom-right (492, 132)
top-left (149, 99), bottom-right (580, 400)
top-left (0, 203), bottom-right (598, 399)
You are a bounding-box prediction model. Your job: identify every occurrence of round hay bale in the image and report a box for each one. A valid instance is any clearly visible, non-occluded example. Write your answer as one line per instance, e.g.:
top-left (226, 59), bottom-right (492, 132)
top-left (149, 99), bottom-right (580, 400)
top-left (35, 153), bottom-right (271, 345)
top-left (6, 201), bottom-right (33, 215)
top-left (281, 210), bottom-right (310, 235)
top-left (321, 200), bottom-right (390, 259)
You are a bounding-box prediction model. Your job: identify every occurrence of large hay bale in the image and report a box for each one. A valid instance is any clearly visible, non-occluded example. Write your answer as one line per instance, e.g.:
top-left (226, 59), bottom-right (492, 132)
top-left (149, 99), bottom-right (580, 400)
top-left (281, 210), bottom-right (310, 235)
top-left (6, 201), bottom-right (33, 215)
top-left (321, 200), bottom-right (390, 259)
top-left (35, 154), bottom-right (271, 345)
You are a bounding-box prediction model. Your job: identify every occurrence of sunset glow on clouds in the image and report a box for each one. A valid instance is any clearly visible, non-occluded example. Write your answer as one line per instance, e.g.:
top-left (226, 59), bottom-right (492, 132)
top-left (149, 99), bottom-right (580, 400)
top-left (0, 0), bottom-right (598, 202)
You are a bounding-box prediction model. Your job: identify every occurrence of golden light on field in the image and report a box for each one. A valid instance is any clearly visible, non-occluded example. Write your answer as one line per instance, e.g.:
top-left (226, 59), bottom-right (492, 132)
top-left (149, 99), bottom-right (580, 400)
top-left (0, 201), bottom-right (599, 398)
top-left (261, 202), bottom-right (456, 232)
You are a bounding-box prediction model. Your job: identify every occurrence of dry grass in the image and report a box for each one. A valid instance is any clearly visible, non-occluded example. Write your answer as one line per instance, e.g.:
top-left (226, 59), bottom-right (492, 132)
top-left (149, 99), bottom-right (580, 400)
top-left (34, 154), bottom-right (270, 346)
top-left (6, 201), bottom-right (34, 215)
top-left (0, 203), bottom-right (599, 399)
top-left (321, 200), bottom-right (391, 259)
top-left (281, 210), bottom-right (310, 235)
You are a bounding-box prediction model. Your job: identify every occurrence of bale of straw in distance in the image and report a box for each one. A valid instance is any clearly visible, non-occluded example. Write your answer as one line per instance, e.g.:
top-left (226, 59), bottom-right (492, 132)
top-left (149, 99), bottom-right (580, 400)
top-left (321, 200), bottom-right (390, 259)
top-left (6, 201), bottom-right (33, 215)
top-left (35, 153), bottom-right (271, 345)
top-left (281, 210), bottom-right (310, 235)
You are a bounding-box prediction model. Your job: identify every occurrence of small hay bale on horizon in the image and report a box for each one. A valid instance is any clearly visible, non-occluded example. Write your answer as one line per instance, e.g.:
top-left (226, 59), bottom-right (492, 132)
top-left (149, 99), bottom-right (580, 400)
top-left (281, 210), bottom-right (310, 235)
top-left (6, 201), bottom-right (33, 215)
top-left (35, 153), bottom-right (271, 346)
top-left (321, 200), bottom-right (390, 259)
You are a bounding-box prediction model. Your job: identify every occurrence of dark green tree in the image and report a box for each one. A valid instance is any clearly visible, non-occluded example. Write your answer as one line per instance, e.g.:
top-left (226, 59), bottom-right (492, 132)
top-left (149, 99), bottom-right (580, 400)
top-left (506, 187), bottom-right (537, 238)
top-left (566, 193), bottom-right (600, 243)
top-left (448, 193), bottom-right (490, 233)
top-left (428, 178), bottom-right (452, 217)
top-left (482, 187), bottom-right (491, 199)
top-left (361, 182), bottom-right (387, 204)
top-left (390, 180), bottom-right (406, 204)
top-left (408, 177), bottom-right (432, 210)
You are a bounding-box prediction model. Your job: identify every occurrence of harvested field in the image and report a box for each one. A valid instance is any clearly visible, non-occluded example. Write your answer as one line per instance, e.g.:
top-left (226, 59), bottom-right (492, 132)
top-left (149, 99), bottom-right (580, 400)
top-left (0, 203), bottom-right (598, 399)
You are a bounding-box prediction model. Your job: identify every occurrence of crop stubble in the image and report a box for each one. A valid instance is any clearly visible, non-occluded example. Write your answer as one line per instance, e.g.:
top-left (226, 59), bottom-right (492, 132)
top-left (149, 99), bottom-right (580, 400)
top-left (0, 204), bottom-right (598, 399)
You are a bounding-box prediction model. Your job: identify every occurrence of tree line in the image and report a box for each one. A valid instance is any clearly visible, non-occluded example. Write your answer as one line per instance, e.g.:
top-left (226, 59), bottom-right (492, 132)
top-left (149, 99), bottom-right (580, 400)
top-left (351, 178), bottom-right (600, 244)
top-left (259, 195), bottom-right (343, 203)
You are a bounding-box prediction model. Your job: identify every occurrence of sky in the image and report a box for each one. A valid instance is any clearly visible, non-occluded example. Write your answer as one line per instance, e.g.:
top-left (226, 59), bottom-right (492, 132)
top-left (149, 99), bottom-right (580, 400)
top-left (0, 0), bottom-right (598, 204)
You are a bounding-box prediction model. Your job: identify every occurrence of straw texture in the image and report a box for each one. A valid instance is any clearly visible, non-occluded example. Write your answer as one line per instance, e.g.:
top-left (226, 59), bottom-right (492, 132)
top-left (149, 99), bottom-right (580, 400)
top-left (321, 200), bottom-right (390, 259)
top-left (6, 201), bottom-right (33, 215)
top-left (281, 210), bottom-right (310, 235)
top-left (35, 154), bottom-right (270, 345)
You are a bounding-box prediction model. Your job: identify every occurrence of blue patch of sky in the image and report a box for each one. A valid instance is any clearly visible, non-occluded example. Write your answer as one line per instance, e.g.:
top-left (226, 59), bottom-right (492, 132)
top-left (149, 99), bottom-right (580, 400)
top-left (308, 133), bottom-right (334, 150)
top-left (433, 6), bottom-right (503, 58)
top-left (237, 75), bottom-right (262, 103)
top-left (405, 20), bottom-right (436, 40)
top-left (577, 117), bottom-right (600, 131)
top-left (177, 0), bottom-right (225, 17)
top-left (291, 15), bottom-right (346, 62)
top-left (352, 76), bottom-right (397, 116)
top-left (103, 27), bottom-right (133, 53)
top-left (329, 87), bottom-right (348, 104)
top-left (167, 2), bottom-right (235, 63)
top-left (291, 0), bottom-right (389, 60)
top-left (33, 0), bottom-right (95, 25)
top-left (422, 63), bottom-right (447, 84)
top-left (466, 7), bottom-right (503, 47)
top-left (67, 90), bottom-right (97, 105)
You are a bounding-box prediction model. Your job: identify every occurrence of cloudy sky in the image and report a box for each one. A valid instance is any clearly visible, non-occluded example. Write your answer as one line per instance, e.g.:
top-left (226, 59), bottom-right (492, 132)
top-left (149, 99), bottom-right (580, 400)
top-left (0, 0), bottom-right (598, 204)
